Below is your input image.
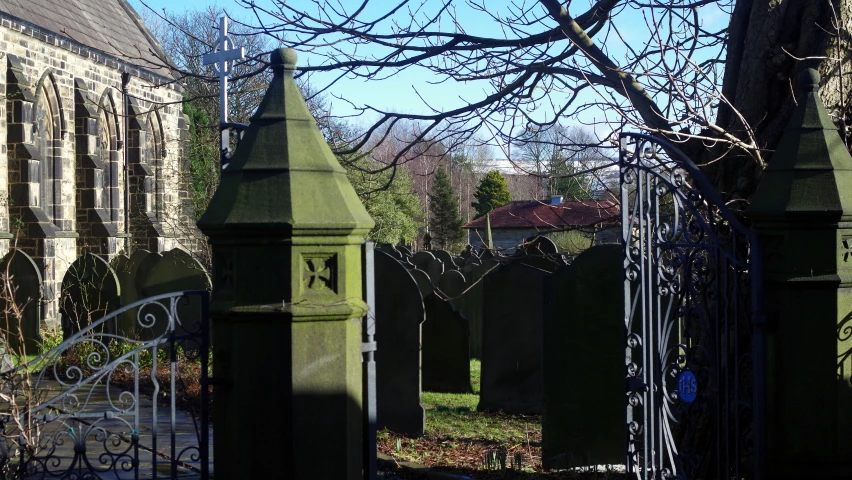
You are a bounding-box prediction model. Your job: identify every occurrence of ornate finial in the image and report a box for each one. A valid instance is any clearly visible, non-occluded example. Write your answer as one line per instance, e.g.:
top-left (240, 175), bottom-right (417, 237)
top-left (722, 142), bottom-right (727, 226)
top-left (797, 68), bottom-right (821, 93)
top-left (271, 48), bottom-right (297, 73)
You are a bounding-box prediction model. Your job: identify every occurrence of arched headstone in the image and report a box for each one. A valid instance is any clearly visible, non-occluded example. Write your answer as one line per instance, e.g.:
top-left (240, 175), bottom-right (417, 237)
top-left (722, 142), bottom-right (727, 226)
top-left (425, 258), bottom-right (444, 286)
top-left (437, 270), bottom-right (466, 300)
top-left (460, 260), bottom-right (498, 359)
top-left (0, 249), bottom-right (42, 355)
top-left (518, 236), bottom-right (565, 272)
top-left (141, 249), bottom-right (211, 339)
top-left (375, 251), bottom-right (426, 436)
top-left (409, 269), bottom-right (433, 299)
top-left (478, 261), bottom-right (548, 413)
top-left (111, 249), bottom-right (152, 337)
top-left (60, 253), bottom-right (120, 339)
top-left (411, 251), bottom-right (435, 271)
top-left (421, 286), bottom-right (472, 394)
top-left (542, 245), bottom-right (623, 469)
top-left (432, 250), bottom-right (457, 270)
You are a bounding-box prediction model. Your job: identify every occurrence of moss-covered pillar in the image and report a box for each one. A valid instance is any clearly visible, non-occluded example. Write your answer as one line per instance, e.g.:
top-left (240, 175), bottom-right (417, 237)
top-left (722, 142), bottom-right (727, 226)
top-left (197, 48), bottom-right (374, 479)
top-left (747, 69), bottom-right (852, 479)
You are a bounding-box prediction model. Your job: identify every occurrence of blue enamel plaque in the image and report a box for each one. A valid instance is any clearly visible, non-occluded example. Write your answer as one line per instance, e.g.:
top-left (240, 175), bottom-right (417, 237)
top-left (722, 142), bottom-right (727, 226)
top-left (677, 370), bottom-right (698, 403)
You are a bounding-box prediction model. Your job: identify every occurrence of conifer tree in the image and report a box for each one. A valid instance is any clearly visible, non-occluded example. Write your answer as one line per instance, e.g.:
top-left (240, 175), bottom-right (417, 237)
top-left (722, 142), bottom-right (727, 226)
top-left (428, 168), bottom-right (465, 251)
top-left (472, 170), bottom-right (512, 219)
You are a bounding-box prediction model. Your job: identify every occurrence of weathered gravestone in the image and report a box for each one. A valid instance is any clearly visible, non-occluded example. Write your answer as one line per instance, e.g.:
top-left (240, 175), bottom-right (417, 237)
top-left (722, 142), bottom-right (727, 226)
top-left (409, 268), bottom-right (433, 298)
top-left (377, 243), bottom-right (402, 260)
top-left (460, 260), bottom-right (498, 359)
top-left (141, 249), bottom-right (211, 339)
top-left (438, 267), bottom-right (486, 360)
top-left (425, 258), bottom-right (444, 285)
top-left (432, 250), bottom-right (457, 270)
top-left (0, 249), bottom-right (42, 355)
top-left (479, 261), bottom-right (549, 413)
top-left (374, 250), bottom-right (425, 436)
top-left (437, 269), bottom-right (466, 301)
top-left (541, 244), bottom-right (623, 469)
top-left (60, 253), bottom-right (120, 339)
top-left (111, 249), bottom-right (153, 337)
top-left (412, 251), bottom-right (436, 271)
top-left (518, 236), bottom-right (566, 272)
top-left (417, 269), bottom-right (472, 394)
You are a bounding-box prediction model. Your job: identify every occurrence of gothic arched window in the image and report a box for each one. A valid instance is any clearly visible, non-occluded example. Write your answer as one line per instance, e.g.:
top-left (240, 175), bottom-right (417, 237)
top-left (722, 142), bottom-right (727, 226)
top-left (97, 97), bottom-right (119, 223)
top-left (33, 77), bottom-right (61, 226)
top-left (146, 113), bottom-right (164, 220)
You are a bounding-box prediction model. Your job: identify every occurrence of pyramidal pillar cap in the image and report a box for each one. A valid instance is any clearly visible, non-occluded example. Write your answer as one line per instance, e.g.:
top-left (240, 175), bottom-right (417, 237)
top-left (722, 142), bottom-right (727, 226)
top-left (196, 46), bottom-right (374, 238)
top-left (271, 48), bottom-right (298, 71)
top-left (747, 67), bottom-right (852, 223)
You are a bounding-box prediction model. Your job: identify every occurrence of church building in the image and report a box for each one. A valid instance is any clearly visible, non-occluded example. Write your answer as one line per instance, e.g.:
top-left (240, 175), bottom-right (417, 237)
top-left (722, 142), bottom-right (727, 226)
top-left (0, 0), bottom-right (196, 325)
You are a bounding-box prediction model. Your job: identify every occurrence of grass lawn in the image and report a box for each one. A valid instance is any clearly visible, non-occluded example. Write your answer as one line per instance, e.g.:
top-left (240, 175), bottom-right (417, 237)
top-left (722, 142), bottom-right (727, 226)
top-left (377, 360), bottom-right (625, 479)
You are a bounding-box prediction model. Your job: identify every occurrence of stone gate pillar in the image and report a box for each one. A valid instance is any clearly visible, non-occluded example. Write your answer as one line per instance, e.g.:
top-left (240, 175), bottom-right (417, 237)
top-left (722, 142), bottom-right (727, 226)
top-left (747, 69), bottom-right (852, 479)
top-left (197, 48), bottom-right (374, 479)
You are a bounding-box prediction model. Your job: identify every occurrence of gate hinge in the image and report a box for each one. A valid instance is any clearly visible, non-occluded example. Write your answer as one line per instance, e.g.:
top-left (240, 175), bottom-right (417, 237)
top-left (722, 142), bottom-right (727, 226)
top-left (361, 342), bottom-right (377, 353)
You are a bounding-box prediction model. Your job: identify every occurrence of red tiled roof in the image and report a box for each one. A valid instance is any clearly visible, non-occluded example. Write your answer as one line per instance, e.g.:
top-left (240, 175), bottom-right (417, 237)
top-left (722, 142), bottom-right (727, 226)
top-left (463, 199), bottom-right (620, 229)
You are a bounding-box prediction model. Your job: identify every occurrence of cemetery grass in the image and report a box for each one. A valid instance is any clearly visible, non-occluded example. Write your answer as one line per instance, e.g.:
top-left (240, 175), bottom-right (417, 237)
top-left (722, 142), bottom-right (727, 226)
top-left (377, 360), bottom-right (625, 479)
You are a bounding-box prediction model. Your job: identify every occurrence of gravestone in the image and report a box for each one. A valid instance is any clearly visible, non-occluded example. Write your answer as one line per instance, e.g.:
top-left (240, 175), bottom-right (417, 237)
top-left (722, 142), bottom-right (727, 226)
top-left (421, 286), bottom-right (472, 394)
top-left (432, 250), bottom-right (457, 270)
top-left (462, 260), bottom-right (498, 359)
top-left (412, 251), bottom-right (436, 271)
top-left (111, 249), bottom-right (154, 337)
top-left (541, 245), bottom-right (623, 469)
top-left (437, 270), bottom-right (466, 301)
top-left (141, 249), bottom-right (211, 339)
top-left (409, 269), bottom-right (433, 299)
top-left (60, 253), bottom-right (120, 339)
top-left (438, 269), bottom-right (481, 360)
top-left (377, 243), bottom-right (402, 260)
top-left (425, 258), bottom-right (444, 285)
top-left (460, 245), bottom-right (476, 260)
top-left (0, 249), bottom-right (42, 355)
top-left (518, 236), bottom-right (565, 272)
top-left (478, 261), bottom-right (548, 413)
top-left (374, 250), bottom-right (425, 436)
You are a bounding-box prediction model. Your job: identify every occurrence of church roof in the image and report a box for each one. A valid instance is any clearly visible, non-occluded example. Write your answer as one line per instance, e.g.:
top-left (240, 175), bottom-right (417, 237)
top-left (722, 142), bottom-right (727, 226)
top-left (0, 0), bottom-right (173, 79)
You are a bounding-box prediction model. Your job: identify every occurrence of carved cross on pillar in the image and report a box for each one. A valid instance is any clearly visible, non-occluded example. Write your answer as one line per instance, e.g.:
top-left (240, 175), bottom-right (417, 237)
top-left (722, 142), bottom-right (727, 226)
top-left (304, 258), bottom-right (332, 290)
top-left (201, 17), bottom-right (245, 169)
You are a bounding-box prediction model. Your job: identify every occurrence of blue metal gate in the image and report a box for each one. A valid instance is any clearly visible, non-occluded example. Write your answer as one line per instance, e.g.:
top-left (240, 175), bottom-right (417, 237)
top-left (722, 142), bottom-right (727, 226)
top-left (620, 133), bottom-right (765, 480)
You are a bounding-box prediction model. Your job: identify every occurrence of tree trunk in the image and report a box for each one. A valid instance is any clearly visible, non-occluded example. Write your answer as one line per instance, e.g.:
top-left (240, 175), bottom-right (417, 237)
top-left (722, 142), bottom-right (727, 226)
top-left (701, 0), bottom-right (852, 202)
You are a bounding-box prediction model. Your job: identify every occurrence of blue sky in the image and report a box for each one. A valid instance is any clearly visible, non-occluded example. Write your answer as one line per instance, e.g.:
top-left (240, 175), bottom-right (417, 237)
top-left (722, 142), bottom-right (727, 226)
top-left (130, 0), bottom-right (730, 157)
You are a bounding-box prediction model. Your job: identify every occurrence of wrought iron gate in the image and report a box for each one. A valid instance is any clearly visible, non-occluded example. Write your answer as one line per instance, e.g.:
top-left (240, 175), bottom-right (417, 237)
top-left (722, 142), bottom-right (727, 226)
top-left (620, 133), bottom-right (765, 480)
top-left (0, 290), bottom-right (211, 479)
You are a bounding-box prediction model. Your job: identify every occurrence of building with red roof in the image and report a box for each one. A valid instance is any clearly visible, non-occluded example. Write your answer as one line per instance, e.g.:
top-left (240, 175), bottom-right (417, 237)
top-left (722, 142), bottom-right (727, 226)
top-left (463, 195), bottom-right (620, 251)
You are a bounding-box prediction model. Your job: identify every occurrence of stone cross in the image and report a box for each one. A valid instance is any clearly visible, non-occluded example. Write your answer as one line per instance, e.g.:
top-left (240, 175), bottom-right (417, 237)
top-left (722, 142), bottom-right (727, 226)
top-left (201, 17), bottom-right (244, 166)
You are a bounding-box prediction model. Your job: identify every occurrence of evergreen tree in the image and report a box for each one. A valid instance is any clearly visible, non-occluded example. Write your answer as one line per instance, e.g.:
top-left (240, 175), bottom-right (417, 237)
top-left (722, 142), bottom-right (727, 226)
top-left (472, 170), bottom-right (512, 219)
top-left (183, 100), bottom-right (219, 219)
top-left (428, 168), bottom-right (465, 251)
top-left (345, 158), bottom-right (423, 245)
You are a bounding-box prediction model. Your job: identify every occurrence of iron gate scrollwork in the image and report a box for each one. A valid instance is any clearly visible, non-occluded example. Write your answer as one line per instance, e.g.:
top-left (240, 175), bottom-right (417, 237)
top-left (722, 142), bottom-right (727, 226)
top-left (620, 133), bottom-right (765, 480)
top-left (0, 290), bottom-right (211, 479)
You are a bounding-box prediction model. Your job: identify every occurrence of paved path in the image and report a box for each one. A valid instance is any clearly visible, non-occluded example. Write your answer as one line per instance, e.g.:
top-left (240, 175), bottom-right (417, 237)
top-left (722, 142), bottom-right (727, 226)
top-left (4, 379), bottom-right (213, 479)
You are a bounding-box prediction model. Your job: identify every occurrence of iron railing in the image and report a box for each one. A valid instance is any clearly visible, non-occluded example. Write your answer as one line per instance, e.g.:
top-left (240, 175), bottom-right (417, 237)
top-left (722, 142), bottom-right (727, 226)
top-left (620, 133), bottom-right (765, 480)
top-left (0, 290), bottom-right (211, 479)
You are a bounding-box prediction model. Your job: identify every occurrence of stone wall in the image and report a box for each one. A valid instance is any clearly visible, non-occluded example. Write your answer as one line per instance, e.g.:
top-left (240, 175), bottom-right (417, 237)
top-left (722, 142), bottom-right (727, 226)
top-left (1, 16), bottom-right (197, 327)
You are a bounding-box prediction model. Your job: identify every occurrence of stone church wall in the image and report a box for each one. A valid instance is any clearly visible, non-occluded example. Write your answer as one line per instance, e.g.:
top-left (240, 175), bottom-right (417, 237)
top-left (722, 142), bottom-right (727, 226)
top-left (0, 16), bottom-right (198, 327)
